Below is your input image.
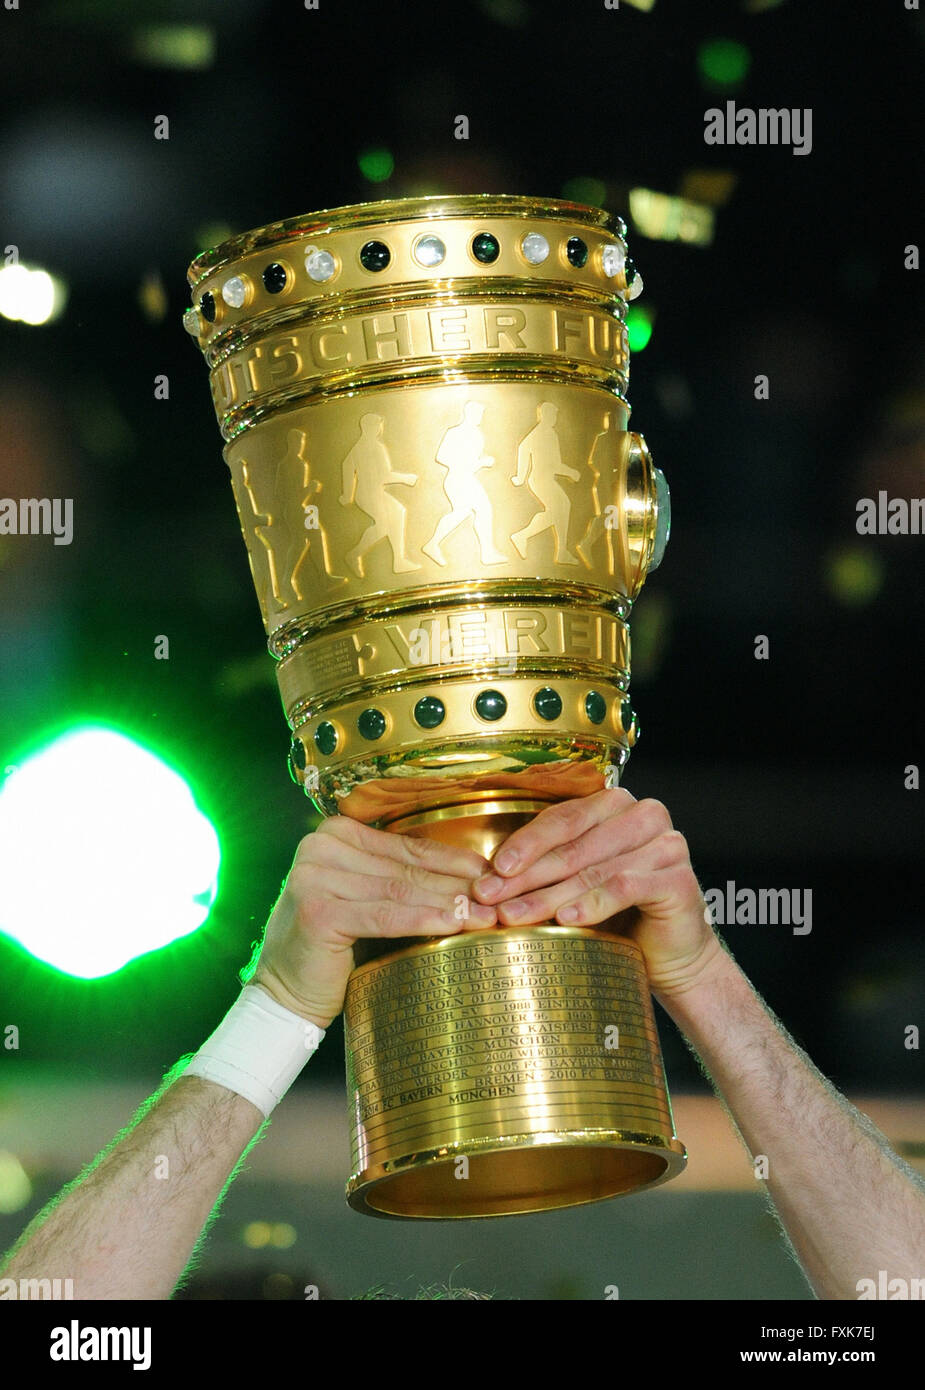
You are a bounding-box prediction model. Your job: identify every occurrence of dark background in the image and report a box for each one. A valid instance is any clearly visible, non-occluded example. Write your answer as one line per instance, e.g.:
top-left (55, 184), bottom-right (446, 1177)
top-left (0, 0), bottom-right (922, 1299)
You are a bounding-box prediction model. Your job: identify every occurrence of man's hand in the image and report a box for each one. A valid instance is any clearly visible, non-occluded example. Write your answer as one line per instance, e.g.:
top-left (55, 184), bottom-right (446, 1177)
top-left (252, 818), bottom-right (497, 1029)
top-left (472, 788), bottom-right (724, 999)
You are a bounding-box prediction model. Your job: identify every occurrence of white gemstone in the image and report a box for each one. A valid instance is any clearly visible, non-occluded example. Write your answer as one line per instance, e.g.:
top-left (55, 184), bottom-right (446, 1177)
top-left (182, 307), bottom-right (201, 337)
top-left (305, 249), bottom-right (336, 282)
top-left (414, 235), bottom-right (446, 267)
top-left (521, 232), bottom-right (550, 265)
top-left (602, 242), bottom-right (626, 277)
top-left (627, 272), bottom-right (644, 301)
top-left (221, 275), bottom-right (247, 308)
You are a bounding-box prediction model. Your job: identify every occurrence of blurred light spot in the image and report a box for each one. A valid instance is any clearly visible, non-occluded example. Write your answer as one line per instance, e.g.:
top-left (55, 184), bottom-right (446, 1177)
top-left (0, 727), bottom-right (220, 978)
top-left (627, 305), bottom-right (654, 352)
top-left (0, 264), bottom-right (68, 325)
top-left (629, 188), bottom-right (714, 246)
top-left (655, 372), bottom-right (694, 419)
top-left (477, 0), bottom-right (530, 25)
top-left (270, 1222), bottom-right (297, 1249)
top-left (679, 169), bottom-right (738, 207)
top-left (194, 223), bottom-right (234, 255)
top-left (743, 0), bottom-right (787, 10)
top-left (622, 0), bottom-right (657, 9)
top-left (627, 592), bottom-right (672, 682)
top-left (358, 148), bottom-right (394, 184)
top-left (838, 256), bottom-right (880, 298)
top-left (562, 177), bottom-right (607, 208)
top-left (138, 270), bottom-right (168, 323)
top-left (243, 1221), bottom-right (272, 1249)
top-left (0, 1152), bottom-right (32, 1214)
top-left (72, 387), bottom-right (135, 460)
top-left (262, 1272), bottom-right (294, 1299)
top-left (823, 546), bottom-right (884, 607)
top-left (130, 25), bottom-right (215, 70)
top-left (698, 38), bottom-right (751, 89)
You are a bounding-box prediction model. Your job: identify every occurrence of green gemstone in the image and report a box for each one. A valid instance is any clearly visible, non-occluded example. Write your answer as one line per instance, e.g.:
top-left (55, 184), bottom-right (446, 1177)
top-left (472, 232), bottom-right (500, 263)
top-left (624, 255), bottom-right (637, 287)
top-left (475, 689), bottom-right (507, 721)
top-left (360, 240), bottom-right (390, 272)
top-left (414, 696), bottom-right (446, 729)
top-left (314, 721), bottom-right (337, 756)
top-left (620, 700), bottom-right (636, 734)
top-left (585, 691), bottom-right (606, 725)
top-left (358, 708), bottom-right (386, 740)
top-left (566, 236), bottom-right (588, 268)
top-left (533, 687), bottom-right (562, 721)
top-left (290, 737), bottom-right (306, 770)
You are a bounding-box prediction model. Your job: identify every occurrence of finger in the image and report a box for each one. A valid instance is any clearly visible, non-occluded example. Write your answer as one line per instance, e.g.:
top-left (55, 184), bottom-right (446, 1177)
top-left (333, 900), bottom-right (496, 940)
top-left (313, 817), bottom-right (491, 881)
top-left (298, 834), bottom-right (483, 901)
top-left (474, 797), bottom-right (673, 903)
top-left (306, 865), bottom-right (497, 925)
top-left (493, 831), bottom-right (685, 927)
top-left (487, 789), bottom-right (639, 878)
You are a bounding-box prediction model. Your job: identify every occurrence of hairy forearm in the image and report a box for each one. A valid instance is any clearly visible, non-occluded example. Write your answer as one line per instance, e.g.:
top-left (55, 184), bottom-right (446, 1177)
top-left (658, 949), bottom-right (925, 1300)
top-left (1, 1076), bottom-right (265, 1300)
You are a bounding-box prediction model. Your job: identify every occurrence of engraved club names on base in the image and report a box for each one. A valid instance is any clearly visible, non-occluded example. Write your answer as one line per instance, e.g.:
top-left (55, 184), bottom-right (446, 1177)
top-left (345, 931), bottom-right (674, 1161)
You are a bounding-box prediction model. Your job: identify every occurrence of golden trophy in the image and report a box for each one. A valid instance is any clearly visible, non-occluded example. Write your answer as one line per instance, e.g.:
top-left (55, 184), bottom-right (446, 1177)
top-left (184, 194), bottom-right (683, 1218)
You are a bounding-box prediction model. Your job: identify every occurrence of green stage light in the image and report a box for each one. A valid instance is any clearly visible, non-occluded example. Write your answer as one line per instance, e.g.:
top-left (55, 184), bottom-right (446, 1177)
top-left (357, 148), bottom-right (394, 183)
top-left (0, 727), bottom-right (220, 979)
top-left (626, 305), bottom-right (654, 351)
top-left (698, 38), bottom-right (751, 89)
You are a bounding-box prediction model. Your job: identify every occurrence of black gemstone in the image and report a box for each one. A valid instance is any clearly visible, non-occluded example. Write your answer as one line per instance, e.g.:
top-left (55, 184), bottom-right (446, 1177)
top-left (624, 256), bottom-right (637, 287)
top-left (360, 240), bottom-right (391, 272)
top-left (358, 708), bottom-right (386, 741)
top-left (533, 687), bottom-right (562, 721)
top-left (414, 696), bottom-right (446, 729)
top-left (290, 737), bottom-right (307, 770)
top-left (472, 232), bottom-right (500, 264)
top-left (585, 691), bottom-right (606, 725)
top-left (199, 291), bottom-right (216, 322)
top-left (475, 689), bottom-right (507, 721)
top-left (620, 699), bottom-right (635, 733)
top-left (566, 236), bottom-right (588, 268)
top-left (262, 262), bottom-right (288, 294)
top-left (314, 721), bottom-right (337, 756)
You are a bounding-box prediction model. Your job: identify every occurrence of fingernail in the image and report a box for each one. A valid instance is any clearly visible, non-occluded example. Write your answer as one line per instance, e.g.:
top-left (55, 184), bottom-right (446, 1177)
top-left (495, 849), bottom-right (519, 875)
top-left (476, 874), bottom-right (504, 897)
top-left (504, 899), bottom-right (527, 919)
top-left (558, 905), bottom-right (579, 923)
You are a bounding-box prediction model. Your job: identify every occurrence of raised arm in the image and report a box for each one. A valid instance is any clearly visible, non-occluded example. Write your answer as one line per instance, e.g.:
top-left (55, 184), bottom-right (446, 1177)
top-left (1, 821), bottom-right (495, 1300)
top-left (472, 789), bottom-right (925, 1300)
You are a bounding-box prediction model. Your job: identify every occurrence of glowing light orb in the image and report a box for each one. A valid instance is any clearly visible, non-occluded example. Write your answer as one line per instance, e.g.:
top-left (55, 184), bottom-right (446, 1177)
top-left (0, 727), bottom-right (220, 978)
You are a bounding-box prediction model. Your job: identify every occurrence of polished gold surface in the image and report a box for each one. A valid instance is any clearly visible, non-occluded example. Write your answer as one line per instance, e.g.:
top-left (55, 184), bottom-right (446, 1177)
top-left (186, 194), bottom-right (682, 1217)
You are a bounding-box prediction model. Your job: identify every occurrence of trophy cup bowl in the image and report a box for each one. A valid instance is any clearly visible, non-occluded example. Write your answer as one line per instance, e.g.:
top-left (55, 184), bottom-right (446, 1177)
top-left (185, 194), bottom-right (684, 1218)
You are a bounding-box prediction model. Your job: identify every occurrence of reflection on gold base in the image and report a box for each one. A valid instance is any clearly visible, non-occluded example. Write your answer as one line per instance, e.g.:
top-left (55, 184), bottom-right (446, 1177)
top-left (347, 1128), bottom-right (686, 1220)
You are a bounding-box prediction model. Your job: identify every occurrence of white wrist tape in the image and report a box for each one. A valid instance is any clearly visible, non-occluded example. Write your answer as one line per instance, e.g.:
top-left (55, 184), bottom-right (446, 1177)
top-left (184, 984), bottom-right (325, 1117)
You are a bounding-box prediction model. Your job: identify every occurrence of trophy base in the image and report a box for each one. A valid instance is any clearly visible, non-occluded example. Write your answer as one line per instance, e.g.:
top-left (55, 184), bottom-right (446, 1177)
top-left (343, 799), bottom-right (686, 1219)
top-left (346, 1128), bottom-right (685, 1220)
